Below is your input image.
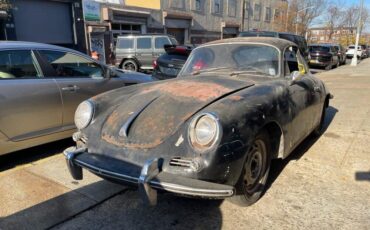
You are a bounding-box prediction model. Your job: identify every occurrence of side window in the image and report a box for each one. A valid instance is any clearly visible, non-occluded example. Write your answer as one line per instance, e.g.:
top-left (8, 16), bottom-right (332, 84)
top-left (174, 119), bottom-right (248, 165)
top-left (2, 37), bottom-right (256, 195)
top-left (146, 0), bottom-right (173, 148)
top-left (284, 46), bottom-right (299, 75)
top-left (0, 50), bottom-right (40, 79)
top-left (117, 38), bottom-right (134, 49)
top-left (39, 50), bottom-right (103, 78)
top-left (137, 37), bottom-right (152, 49)
top-left (155, 37), bottom-right (171, 49)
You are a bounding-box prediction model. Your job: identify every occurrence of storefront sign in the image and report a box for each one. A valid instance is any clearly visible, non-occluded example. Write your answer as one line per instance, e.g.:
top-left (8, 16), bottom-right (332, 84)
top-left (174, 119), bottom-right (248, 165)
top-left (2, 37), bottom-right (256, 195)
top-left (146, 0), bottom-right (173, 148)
top-left (83, 0), bottom-right (101, 21)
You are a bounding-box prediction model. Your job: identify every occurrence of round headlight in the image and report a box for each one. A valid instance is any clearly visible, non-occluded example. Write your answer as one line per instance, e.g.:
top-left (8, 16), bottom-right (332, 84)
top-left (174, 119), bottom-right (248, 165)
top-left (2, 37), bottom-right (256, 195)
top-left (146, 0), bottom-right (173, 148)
top-left (189, 113), bottom-right (220, 150)
top-left (74, 100), bottom-right (94, 130)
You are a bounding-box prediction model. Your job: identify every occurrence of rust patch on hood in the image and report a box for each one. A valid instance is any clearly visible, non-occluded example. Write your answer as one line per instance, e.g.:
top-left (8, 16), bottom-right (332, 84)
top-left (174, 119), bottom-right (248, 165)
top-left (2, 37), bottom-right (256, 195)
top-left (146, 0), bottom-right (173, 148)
top-left (140, 80), bottom-right (233, 102)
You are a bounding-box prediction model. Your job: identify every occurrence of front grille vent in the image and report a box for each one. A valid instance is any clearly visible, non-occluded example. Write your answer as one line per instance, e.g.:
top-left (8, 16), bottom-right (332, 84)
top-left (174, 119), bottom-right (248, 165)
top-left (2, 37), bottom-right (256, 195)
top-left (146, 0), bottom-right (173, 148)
top-left (169, 157), bottom-right (193, 168)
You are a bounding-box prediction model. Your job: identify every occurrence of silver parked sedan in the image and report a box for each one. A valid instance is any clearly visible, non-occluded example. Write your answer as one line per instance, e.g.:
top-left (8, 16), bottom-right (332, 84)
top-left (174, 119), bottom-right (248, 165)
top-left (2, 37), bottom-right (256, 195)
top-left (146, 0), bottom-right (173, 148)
top-left (0, 41), bottom-right (154, 155)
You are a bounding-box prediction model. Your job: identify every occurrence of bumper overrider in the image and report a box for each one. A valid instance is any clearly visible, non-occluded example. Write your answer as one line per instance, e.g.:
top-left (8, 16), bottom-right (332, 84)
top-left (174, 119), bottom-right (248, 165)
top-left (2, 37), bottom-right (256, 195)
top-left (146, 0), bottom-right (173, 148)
top-left (64, 147), bottom-right (234, 205)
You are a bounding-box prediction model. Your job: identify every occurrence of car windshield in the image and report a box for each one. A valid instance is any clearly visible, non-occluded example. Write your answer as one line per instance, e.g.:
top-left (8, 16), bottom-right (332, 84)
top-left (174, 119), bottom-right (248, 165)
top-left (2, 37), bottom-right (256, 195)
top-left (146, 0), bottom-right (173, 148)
top-left (309, 46), bottom-right (330, 52)
top-left (179, 44), bottom-right (280, 77)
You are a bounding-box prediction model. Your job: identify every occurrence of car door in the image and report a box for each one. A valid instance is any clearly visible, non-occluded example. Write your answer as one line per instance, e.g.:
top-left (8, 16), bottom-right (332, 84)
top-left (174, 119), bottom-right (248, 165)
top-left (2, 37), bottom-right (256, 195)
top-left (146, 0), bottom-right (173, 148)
top-left (0, 49), bottom-right (62, 141)
top-left (135, 36), bottom-right (153, 69)
top-left (284, 46), bottom-right (321, 149)
top-left (37, 49), bottom-right (126, 128)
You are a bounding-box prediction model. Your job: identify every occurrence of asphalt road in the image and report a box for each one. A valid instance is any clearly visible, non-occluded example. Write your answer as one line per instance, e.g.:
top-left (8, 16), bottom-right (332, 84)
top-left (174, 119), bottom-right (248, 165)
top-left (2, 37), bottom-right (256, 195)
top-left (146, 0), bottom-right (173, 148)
top-left (1, 58), bottom-right (369, 230)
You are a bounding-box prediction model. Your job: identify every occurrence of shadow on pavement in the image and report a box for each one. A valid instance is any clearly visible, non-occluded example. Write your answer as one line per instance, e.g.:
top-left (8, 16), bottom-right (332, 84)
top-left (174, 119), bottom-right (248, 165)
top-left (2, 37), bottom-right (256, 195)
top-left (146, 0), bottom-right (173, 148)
top-left (266, 106), bottom-right (338, 190)
top-left (355, 171), bottom-right (370, 182)
top-left (0, 138), bottom-right (74, 172)
top-left (0, 182), bottom-right (224, 230)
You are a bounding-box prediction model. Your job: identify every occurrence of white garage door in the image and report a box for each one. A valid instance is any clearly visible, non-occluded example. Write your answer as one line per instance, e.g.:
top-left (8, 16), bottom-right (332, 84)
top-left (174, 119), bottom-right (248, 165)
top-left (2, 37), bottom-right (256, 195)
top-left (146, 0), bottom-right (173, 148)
top-left (13, 0), bottom-right (73, 44)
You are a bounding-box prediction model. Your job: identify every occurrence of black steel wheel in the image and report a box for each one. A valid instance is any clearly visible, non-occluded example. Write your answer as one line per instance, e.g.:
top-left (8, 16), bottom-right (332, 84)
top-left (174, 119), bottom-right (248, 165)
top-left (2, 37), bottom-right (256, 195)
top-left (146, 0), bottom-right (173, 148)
top-left (122, 59), bottom-right (138, 72)
top-left (229, 130), bottom-right (271, 207)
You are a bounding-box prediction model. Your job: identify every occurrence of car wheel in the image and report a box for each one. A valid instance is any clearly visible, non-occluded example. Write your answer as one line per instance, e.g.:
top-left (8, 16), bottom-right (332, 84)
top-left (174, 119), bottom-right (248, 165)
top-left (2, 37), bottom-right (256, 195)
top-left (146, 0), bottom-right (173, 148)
top-left (122, 60), bottom-right (138, 72)
top-left (313, 101), bottom-right (328, 136)
top-left (229, 130), bottom-right (271, 207)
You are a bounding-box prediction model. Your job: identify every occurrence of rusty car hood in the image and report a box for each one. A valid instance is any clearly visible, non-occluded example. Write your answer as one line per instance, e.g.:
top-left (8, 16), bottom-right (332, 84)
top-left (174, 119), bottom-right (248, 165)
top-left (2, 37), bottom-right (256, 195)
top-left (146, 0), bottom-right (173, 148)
top-left (100, 76), bottom-right (255, 149)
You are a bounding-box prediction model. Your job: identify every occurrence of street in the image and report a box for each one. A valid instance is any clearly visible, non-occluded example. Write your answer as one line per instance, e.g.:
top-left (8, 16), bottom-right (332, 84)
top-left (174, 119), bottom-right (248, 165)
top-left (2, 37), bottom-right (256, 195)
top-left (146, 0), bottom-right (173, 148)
top-left (1, 58), bottom-right (369, 230)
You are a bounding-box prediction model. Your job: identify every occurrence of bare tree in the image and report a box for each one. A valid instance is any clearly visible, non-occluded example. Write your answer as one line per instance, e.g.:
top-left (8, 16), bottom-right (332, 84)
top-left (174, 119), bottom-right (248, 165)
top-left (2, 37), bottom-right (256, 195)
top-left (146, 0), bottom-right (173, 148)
top-left (325, 0), bottom-right (346, 40)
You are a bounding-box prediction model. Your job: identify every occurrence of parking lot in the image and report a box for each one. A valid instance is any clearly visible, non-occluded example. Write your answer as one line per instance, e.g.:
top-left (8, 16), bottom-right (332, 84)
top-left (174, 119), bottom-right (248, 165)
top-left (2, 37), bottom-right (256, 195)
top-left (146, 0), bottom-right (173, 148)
top-left (1, 58), bottom-right (370, 230)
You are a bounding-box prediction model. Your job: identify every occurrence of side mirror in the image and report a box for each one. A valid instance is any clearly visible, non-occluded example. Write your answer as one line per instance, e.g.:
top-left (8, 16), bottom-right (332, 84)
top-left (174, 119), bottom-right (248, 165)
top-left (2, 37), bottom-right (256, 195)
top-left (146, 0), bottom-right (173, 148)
top-left (104, 67), bottom-right (116, 79)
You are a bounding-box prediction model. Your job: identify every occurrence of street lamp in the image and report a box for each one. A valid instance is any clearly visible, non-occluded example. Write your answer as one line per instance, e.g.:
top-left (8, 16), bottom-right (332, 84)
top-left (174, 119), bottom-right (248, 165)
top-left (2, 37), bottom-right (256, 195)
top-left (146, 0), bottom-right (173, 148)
top-left (296, 6), bottom-right (314, 35)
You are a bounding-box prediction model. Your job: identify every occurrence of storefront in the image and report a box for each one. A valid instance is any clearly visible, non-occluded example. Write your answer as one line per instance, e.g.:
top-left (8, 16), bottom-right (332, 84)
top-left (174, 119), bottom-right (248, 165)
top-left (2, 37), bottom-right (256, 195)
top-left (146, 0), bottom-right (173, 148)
top-left (222, 22), bottom-right (240, 39)
top-left (102, 7), bottom-right (150, 43)
top-left (163, 11), bottom-right (192, 45)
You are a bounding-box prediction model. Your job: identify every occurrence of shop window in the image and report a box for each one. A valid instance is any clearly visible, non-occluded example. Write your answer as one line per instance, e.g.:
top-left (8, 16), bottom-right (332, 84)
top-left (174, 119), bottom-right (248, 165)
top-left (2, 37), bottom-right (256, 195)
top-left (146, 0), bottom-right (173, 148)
top-left (38, 50), bottom-right (103, 78)
top-left (131, 25), bottom-right (141, 32)
top-left (228, 0), bottom-right (236, 17)
top-left (171, 0), bottom-right (185, 9)
top-left (0, 50), bottom-right (39, 79)
top-left (112, 24), bottom-right (121, 30)
top-left (213, 0), bottom-right (222, 14)
top-left (265, 7), bottom-right (272, 22)
top-left (137, 37), bottom-right (152, 49)
top-left (155, 37), bottom-right (171, 49)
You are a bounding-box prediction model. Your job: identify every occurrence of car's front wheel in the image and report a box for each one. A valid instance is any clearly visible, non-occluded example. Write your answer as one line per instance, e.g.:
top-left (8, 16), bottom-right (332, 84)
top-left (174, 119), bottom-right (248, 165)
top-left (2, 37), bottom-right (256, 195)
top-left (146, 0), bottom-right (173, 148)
top-left (229, 130), bottom-right (271, 207)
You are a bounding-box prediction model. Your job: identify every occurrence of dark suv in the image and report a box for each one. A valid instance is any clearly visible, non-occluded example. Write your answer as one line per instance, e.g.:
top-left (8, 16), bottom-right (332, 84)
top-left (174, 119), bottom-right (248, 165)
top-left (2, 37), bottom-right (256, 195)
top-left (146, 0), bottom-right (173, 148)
top-left (114, 34), bottom-right (178, 72)
top-left (308, 44), bottom-right (340, 69)
top-left (152, 45), bottom-right (193, 80)
top-left (238, 31), bottom-right (309, 60)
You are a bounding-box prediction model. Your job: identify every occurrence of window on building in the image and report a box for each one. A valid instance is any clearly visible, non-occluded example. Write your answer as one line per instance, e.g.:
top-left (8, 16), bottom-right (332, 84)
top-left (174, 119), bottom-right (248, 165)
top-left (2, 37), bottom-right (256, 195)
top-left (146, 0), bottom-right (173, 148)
top-left (213, 0), bottom-right (222, 14)
top-left (274, 9), bottom-right (280, 20)
top-left (228, 0), bottom-right (237, 17)
top-left (254, 3), bottom-right (261, 21)
top-left (194, 0), bottom-right (204, 11)
top-left (0, 50), bottom-right (40, 79)
top-left (245, 1), bottom-right (252, 19)
top-left (137, 37), bottom-right (152, 49)
top-left (39, 50), bottom-right (103, 78)
top-left (171, 0), bottom-right (185, 9)
top-left (265, 7), bottom-right (272, 22)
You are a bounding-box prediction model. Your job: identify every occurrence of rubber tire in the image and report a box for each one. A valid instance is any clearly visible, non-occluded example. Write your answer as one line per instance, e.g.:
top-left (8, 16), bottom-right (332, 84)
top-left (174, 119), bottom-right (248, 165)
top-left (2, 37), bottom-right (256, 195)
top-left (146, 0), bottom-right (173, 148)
top-left (228, 130), bottom-right (271, 207)
top-left (313, 101), bottom-right (327, 136)
top-left (122, 59), bottom-right (138, 72)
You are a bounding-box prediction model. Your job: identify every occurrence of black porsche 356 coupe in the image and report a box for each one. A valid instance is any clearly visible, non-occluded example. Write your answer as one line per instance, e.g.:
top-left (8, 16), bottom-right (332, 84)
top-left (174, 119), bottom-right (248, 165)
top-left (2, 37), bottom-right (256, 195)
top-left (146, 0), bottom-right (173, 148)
top-left (64, 37), bottom-right (332, 206)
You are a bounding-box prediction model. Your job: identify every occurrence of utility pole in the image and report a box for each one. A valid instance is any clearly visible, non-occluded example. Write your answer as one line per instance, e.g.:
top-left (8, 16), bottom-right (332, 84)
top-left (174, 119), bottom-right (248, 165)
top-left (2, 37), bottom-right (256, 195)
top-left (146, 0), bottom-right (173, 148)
top-left (351, 0), bottom-right (364, 66)
top-left (241, 0), bottom-right (245, 31)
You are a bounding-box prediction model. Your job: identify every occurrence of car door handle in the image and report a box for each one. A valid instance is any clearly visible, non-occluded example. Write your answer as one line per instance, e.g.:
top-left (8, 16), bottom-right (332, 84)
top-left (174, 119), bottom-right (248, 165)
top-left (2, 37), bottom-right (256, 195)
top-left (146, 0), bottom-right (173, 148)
top-left (62, 85), bottom-right (80, 92)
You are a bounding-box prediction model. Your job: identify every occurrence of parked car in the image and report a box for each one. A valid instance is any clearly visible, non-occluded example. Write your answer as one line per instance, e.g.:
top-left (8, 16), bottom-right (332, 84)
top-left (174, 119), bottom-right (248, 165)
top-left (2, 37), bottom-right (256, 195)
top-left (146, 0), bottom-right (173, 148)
top-left (152, 45), bottom-right (193, 80)
top-left (346, 45), bottom-right (365, 59)
top-left (114, 34), bottom-right (178, 72)
top-left (64, 37), bottom-right (332, 207)
top-left (0, 41), bottom-right (154, 156)
top-left (360, 44), bottom-right (369, 58)
top-left (238, 31), bottom-right (309, 60)
top-left (308, 44), bottom-right (340, 69)
top-left (332, 44), bottom-right (346, 65)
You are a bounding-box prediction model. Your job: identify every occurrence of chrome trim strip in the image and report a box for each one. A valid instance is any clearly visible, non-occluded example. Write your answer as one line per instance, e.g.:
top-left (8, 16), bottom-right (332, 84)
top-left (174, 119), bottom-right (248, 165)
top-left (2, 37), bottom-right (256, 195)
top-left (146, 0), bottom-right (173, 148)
top-left (73, 158), bottom-right (234, 197)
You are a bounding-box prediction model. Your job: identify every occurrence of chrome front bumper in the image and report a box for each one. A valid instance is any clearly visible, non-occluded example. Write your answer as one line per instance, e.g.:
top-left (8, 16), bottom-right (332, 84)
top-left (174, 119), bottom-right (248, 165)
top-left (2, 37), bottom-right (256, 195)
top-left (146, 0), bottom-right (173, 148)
top-left (63, 147), bottom-right (234, 205)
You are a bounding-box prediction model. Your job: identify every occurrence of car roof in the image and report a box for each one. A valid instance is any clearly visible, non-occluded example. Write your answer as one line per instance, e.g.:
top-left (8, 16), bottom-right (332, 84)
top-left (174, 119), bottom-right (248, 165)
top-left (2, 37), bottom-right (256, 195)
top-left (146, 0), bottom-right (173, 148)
top-left (0, 41), bottom-right (78, 53)
top-left (203, 37), bottom-right (296, 50)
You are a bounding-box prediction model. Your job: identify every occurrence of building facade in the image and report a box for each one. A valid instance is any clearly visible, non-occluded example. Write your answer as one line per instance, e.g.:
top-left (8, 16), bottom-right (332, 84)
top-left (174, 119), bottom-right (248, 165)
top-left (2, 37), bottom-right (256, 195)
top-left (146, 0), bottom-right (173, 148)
top-left (3, 0), bottom-right (287, 64)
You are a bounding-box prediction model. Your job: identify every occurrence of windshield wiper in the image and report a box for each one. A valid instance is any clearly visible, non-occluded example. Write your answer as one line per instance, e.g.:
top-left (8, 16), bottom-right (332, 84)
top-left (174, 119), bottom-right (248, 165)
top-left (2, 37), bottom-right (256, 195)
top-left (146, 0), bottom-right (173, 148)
top-left (230, 70), bottom-right (266, 77)
top-left (192, 66), bottom-right (232, 75)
